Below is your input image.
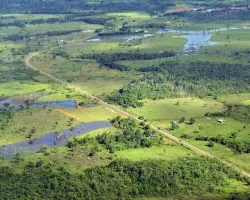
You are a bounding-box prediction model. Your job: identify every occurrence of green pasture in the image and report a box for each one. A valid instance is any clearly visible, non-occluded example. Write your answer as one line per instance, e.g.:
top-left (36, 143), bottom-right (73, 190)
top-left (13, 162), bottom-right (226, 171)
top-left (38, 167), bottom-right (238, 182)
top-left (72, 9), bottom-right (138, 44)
top-left (167, 21), bottom-right (246, 31)
top-left (127, 97), bottom-right (223, 122)
top-left (0, 61), bottom-right (52, 97)
top-left (1, 14), bottom-right (63, 21)
top-left (30, 55), bottom-right (137, 96)
top-left (219, 93), bottom-right (250, 105)
top-left (65, 32), bottom-right (186, 55)
top-left (76, 126), bottom-right (119, 139)
top-left (0, 81), bottom-right (49, 97)
top-left (106, 12), bottom-right (153, 29)
top-left (60, 105), bottom-right (118, 122)
top-left (173, 117), bottom-right (249, 142)
top-left (36, 84), bottom-right (91, 103)
top-left (190, 140), bottom-right (250, 173)
top-left (24, 22), bottom-right (101, 35)
top-left (115, 144), bottom-right (196, 161)
top-left (170, 116), bottom-right (250, 172)
top-left (201, 29), bottom-right (250, 53)
top-left (0, 107), bottom-right (79, 145)
top-left (106, 12), bottom-right (151, 19)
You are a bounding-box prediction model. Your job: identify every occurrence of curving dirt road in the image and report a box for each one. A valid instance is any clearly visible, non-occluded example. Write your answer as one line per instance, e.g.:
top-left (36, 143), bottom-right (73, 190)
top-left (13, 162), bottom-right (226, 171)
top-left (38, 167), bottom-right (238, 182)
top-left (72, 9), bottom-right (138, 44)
top-left (25, 34), bottom-right (250, 178)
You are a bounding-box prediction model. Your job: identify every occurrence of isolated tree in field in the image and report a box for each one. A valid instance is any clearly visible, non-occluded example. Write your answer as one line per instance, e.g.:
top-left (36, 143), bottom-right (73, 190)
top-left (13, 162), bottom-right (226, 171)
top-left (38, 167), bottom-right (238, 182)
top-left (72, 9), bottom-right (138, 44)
top-left (30, 127), bottom-right (36, 134)
top-left (3, 103), bottom-right (10, 107)
top-left (207, 141), bottom-right (214, 147)
top-left (14, 153), bottom-right (22, 163)
top-left (138, 116), bottom-right (144, 120)
top-left (40, 145), bottom-right (49, 153)
top-left (171, 121), bottom-right (179, 130)
top-left (190, 117), bottom-right (195, 125)
top-left (179, 117), bottom-right (185, 123)
top-left (231, 132), bottom-right (237, 139)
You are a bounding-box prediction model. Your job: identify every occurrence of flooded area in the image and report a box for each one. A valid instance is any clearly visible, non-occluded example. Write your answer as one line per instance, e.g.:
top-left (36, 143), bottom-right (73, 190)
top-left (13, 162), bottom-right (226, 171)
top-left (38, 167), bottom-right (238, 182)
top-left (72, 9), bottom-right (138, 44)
top-left (88, 27), bottom-right (249, 54)
top-left (87, 33), bottom-right (154, 42)
top-left (0, 98), bottom-right (78, 111)
top-left (0, 121), bottom-right (112, 158)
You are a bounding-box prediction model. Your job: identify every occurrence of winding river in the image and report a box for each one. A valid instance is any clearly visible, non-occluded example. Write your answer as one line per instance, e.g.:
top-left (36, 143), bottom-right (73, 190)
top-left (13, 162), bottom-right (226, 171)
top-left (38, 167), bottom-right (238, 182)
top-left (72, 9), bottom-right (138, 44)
top-left (0, 121), bottom-right (112, 158)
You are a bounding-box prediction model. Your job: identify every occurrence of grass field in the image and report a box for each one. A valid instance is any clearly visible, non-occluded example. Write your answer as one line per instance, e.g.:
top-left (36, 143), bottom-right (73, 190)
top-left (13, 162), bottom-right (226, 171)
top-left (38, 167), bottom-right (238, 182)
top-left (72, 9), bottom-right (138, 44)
top-left (30, 55), bottom-right (137, 96)
top-left (106, 12), bottom-right (151, 19)
top-left (58, 105), bottom-right (118, 122)
top-left (127, 97), bottom-right (223, 122)
top-left (115, 144), bottom-right (196, 161)
top-left (0, 107), bottom-right (79, 145)
top-left (201, 29), bottom-right (250, 54)
top-left (169, 115), bottom-right (250, 172)
top-left (76, 126), bottom-right (119, 139)
top-left (0, 61), bottom-right (53, 97)
top-left (218, 93), bottom-right (250, 105)
top-left (106, 11), bottom-right (153, 30)
top-left (64, 33), bottom-right (186, 55)
top-left (36, 84), bottom-right (91, 103)
top-left (190, 140), bottom-right (250, 173)
top-left (173, 117), bottom-right (249, 141)
top-left (0, 81), bottom-right (49, 97)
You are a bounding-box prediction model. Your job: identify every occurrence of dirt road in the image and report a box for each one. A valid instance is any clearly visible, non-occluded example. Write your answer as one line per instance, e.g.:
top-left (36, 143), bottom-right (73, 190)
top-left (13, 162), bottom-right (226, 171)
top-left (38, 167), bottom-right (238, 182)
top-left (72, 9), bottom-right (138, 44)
top-left (25, 34), bottom-right (250, 179)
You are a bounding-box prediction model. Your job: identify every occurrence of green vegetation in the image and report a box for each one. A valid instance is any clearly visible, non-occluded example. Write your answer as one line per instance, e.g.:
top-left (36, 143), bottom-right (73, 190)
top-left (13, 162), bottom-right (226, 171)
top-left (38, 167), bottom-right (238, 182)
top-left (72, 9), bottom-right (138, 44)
top-left (2, 1), bottom-right (250, 199)
top-left (127, 97), bottom-right (223, 121)
top-left (67, 116), bottom-right (163, 153)
top-left (0, 156), bottom-right (249, 199)
top-left (0, 107), bottom-right (79, 145)
top-left (115, 144), bottom-right (195, 161)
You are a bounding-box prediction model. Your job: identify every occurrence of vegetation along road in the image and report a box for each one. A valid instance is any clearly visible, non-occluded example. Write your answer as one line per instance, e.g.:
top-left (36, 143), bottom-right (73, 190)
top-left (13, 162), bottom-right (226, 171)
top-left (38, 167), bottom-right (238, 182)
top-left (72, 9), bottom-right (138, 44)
top-left (25, 34), bottom-right (250, 179)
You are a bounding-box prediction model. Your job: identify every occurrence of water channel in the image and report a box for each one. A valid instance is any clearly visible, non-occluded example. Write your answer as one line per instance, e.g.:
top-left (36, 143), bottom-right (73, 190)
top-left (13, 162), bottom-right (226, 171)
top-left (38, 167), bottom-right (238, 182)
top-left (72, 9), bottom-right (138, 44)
top-left (0, 121), bottom-right (112, 158)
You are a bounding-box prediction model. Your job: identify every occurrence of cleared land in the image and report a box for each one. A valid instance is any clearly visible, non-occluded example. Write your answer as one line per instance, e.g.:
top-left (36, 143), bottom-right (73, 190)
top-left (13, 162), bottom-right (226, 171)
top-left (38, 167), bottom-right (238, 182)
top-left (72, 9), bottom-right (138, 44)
top-left (0, 107), bottom-right (79, 145)
top-left (30, 55), bottom-right (137, 96)
top-left (127, 97), bottom-right (223, 122)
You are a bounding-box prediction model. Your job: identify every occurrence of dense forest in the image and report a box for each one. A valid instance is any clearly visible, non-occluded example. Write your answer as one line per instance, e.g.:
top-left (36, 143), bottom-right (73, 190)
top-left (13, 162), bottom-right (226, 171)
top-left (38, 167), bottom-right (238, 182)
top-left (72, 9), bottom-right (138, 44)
top-left (0, 16), bottom-right (113, 28)
top-left (0, 0), bottom-right (176, 14)
top-left (0, 156), bottom-right (248, 199)
top-left (79, 52), bottom-right (175, 71)
top-left (165, 8), bottom-right (250, 22)
top-left (107, 60), bottom-right (250, 107)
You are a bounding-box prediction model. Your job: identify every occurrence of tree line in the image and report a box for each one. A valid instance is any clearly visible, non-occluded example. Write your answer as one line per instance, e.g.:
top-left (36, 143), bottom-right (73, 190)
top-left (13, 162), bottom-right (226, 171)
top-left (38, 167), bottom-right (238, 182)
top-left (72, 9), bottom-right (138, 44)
top-left (0, 156), bottom-right (248, 199)
top-left (4, 29), bottom-right (82, 41)
top-left (205, 104), bottom-right (250, 124)
top-left (79, 51), bottom-right (175, 71)
top-left (195, 134), bottom-right (250, 154)
top-left (106, 60), bottom-right (250, 107)
top-left (67, 116), bottom-right (163, 154)
top-left (0, 0), bottom-right (176, 14)
top-left (164, 8), bottom-right (250, 22)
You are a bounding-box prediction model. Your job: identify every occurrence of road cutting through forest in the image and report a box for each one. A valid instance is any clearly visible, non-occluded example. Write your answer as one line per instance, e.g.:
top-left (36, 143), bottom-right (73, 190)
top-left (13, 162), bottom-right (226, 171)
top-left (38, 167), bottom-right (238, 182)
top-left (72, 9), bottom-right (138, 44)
top-left (25, 33), bottom-right (250, 179)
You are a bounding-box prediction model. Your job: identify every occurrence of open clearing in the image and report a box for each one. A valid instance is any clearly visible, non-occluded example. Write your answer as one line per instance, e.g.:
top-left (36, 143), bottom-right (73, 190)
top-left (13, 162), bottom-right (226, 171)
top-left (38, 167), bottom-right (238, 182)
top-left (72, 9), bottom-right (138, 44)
top-left (30, 55), bottom-right (137, 96)
top-left (59, 105), bottom-right (118, 122)
top-left (128, 97), bottom-right (223, 122)
top-left (0, 107), bottom-right (79, 145)
top-left (115, 144), bottom-right (196, 161)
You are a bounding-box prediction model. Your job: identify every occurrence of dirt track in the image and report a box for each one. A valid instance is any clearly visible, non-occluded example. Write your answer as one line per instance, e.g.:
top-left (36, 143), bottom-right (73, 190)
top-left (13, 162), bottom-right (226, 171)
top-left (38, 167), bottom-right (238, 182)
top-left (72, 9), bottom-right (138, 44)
top-left (25, 34), bottom-right (250, 179)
